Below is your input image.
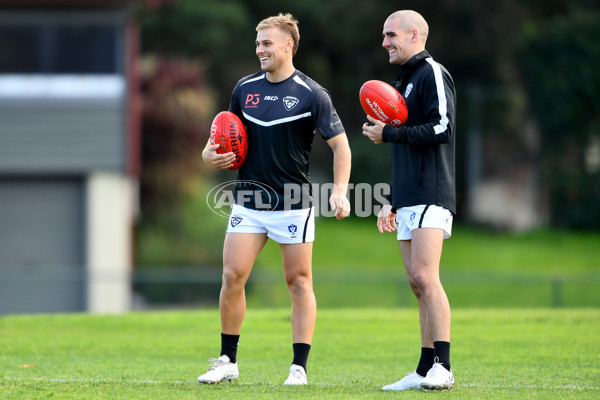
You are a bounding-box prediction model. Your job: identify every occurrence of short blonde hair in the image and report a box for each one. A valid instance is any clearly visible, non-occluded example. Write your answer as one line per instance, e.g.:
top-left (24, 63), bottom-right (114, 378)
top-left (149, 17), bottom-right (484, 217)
top-left (256, 13), bottom-right (300, 55)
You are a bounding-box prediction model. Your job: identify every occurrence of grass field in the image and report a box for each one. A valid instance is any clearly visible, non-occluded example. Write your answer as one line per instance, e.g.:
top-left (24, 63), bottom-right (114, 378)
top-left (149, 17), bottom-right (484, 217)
top-left (1, 308), bottom-right (599, 399)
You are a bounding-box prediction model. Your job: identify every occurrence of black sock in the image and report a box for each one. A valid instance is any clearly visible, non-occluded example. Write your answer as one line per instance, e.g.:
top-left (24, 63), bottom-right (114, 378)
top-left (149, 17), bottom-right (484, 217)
top-left (220, 333), bottom-right (239, 363)
top-left (433, 341), bottom-right (451, 371)
top-left (416, 347), bottom-right (435, 377)
top-left (292, 343), bottom-right (311, 373)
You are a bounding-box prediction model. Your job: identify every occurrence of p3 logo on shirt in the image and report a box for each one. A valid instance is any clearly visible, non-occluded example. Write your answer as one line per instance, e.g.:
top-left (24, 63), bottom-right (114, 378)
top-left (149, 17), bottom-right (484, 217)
top-left (245, 93), bottom-right (260, 108)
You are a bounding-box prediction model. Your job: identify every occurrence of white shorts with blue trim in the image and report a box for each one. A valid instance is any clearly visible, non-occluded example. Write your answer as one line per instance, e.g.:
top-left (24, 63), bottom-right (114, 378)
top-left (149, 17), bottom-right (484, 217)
top-left (395, 204), bottom-right (453, 240)
top-left (226, 204), bottom-right (315, 244)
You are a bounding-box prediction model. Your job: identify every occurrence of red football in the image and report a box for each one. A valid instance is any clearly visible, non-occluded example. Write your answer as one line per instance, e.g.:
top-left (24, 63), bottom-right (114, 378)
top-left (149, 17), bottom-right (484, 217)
top-left (210, 111), bottom-right (248, 170)
top-left (359, 80), bottom-right (408, 127)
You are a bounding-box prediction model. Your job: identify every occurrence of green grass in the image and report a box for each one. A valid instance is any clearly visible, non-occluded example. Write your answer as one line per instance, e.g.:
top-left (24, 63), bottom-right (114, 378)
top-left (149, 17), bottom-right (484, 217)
top-left (1, 308), bottom-right (599, 399)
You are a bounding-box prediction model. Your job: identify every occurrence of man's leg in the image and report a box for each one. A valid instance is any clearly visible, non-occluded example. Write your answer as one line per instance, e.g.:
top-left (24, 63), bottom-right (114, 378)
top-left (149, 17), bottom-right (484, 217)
top-left (399, 239), bottom-right (433, 349)
top-left (281, 242), bottom-right (315, 343)
top-left (403, 228), bottom-right (453, 390)
top-left (398, 239), bottom-right (436, 382)
top-left (198, 232), bottom-right (267, 384)
top-left (281, 242), bottom-right (314, 384)
top-left (382, 237), bottom-right (438, 391)
top-left (220, 233), bottom-right (268, 335)
top-left (404, 228), bottom-right (450, 344)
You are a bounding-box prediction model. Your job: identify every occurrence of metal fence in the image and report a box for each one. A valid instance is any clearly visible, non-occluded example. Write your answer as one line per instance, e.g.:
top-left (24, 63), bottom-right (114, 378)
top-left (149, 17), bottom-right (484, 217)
top-left (2, 265), bottom-right (597, 314)
top-left (132, 266), bottom-right (600, 310)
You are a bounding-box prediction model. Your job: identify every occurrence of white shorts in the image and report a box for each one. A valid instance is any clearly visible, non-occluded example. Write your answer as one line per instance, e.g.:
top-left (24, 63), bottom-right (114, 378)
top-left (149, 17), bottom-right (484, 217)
top-left (395, 205), bottom-right (453, 240)
top-left (226, 204), bottom-right (315, 244)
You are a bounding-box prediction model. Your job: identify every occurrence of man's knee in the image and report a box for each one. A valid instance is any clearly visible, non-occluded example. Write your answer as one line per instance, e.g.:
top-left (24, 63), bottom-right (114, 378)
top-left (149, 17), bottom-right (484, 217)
top-left (409, 268), bottom-right (440, 293)
top-left (222, 268), bottom-right (248, 289)
top-left (407, 276), bottom-right (423, 297)
top-left (285, 274), bottom-right (313, 295)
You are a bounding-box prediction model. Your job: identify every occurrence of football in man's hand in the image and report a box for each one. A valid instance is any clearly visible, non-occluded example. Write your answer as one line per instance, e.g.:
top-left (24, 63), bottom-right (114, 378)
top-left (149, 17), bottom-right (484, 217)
top-left (359, 80), bottom-right (408, 127)
top-left (210, 111), bottom-right (248, 170)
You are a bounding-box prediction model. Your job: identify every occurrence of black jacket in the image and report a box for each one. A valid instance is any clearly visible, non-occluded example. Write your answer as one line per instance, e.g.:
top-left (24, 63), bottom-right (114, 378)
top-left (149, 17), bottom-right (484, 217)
top-left (382, 51), bottom-right (456, 214)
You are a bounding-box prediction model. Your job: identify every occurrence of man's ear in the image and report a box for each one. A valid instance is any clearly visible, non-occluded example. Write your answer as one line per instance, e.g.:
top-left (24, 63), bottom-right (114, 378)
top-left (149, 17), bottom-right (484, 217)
top-left (412, 28), bottom-right (418, 43)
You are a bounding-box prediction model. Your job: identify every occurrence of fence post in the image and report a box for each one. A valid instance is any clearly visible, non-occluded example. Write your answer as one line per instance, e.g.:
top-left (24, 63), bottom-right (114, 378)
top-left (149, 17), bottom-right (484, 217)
top-left (551, 278), bottom-right (563, 308)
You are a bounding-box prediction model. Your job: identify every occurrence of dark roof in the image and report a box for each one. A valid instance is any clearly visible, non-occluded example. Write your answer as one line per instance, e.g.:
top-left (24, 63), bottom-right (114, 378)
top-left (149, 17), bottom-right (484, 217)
top-left (0, 0), bottom-right (140, 8)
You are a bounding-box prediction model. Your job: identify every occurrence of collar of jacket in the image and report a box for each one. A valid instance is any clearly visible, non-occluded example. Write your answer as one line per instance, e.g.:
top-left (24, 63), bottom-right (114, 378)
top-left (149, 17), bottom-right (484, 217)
top-left (399, 50), bottom-right (431, 73)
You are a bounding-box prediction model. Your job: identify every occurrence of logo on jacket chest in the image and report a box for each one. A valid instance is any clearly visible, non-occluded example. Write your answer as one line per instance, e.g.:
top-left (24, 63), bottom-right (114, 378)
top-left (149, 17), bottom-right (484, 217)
top-left (283, 96), bottom-right (299, 111)
top-left (404, 83), bottom-right (413, 99)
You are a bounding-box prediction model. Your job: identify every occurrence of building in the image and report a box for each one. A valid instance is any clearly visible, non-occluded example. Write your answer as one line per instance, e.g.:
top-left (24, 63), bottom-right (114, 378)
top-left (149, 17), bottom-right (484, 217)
top-left (0, 0), bottom-right (141, 313)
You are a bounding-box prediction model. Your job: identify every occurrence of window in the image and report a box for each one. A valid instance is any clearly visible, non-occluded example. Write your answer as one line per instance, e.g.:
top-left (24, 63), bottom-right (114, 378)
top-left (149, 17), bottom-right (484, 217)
top-left (0, 23), bottom-right (119, 73)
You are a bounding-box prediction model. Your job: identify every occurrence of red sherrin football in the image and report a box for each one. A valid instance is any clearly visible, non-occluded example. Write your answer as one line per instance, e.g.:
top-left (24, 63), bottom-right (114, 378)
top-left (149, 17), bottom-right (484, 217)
top-left (359, 80), bottom-right (408, 127)
top-left (210, 111), bottom-right (248, 170)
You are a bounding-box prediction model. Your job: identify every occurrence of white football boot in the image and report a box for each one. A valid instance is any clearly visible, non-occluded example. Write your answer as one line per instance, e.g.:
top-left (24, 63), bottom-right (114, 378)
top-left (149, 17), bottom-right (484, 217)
top-left (197, 355), bottom-right (239, 384)
top-left (284, 364), bottom-right (307, 385)
top-left (382, 371), bottom-right (425, 391)
top-left (420, 360), bottom-right (454, 390)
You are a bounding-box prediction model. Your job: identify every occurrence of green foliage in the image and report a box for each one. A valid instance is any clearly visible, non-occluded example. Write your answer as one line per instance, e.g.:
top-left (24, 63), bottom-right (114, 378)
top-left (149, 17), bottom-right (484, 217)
top-left (141, 0), bottom-right (255, 108)
top-left (1, 309), bottom-right (599, 399)
top-left (521, 10), bottom-right (599, 138)
top-left (136, 56), bottom-right (230, 266)
top-left (136, 179), bottom-right (227, 266)
top-left (138, 57), bottom-right (215, 214)
top-left (520, 7), bottom-right (600, 228)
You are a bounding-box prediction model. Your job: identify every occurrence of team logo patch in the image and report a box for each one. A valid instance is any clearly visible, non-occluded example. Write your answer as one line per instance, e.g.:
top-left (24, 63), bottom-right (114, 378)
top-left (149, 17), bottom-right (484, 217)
top-left (409, 212), bottom-right (416, 224)
top-left (283, 96), bottom-right (299, 111)
top-left (405, 83), bottom-right (413, 99)
top-left (288, 224), bottom-right (298, 238)
top-left (231, 216), bottom-right (243, 227)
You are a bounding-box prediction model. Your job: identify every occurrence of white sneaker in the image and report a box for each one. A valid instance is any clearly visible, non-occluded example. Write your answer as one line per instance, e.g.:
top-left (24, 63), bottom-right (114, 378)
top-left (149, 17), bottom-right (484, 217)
top-left (284, 364), bottom-right (307, 385)
top-left (382, 371), bottom-right (425, 391)
top-left (420, 361), bottom-right (454, 390)
top-left (197, 355), bottom-right (239, 384)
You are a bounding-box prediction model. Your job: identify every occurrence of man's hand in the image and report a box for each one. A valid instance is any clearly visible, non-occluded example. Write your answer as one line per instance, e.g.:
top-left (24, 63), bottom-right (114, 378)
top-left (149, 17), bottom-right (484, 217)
top-left (362, 115), bottom-right (386, 144)
top-left (329, 192), bottom-right (350, 220)
top-left (202, 142), bottom-right (236, 169)
top-left (377, 204), bottom-right (397, 233)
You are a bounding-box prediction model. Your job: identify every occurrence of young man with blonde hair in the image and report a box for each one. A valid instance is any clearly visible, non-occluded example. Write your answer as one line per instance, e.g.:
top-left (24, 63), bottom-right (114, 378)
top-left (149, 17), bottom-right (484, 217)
top-left (199, 13), bottom-right (351, 386)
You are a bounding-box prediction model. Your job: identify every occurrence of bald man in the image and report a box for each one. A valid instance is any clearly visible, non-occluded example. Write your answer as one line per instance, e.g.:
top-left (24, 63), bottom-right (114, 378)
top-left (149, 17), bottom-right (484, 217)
top-left (363, 10), bottom-right (456, 391)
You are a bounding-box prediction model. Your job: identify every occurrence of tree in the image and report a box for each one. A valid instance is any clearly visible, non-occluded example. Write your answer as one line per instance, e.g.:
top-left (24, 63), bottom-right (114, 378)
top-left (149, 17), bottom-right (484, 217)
top-left (520, 6), bottom-right (600, 228)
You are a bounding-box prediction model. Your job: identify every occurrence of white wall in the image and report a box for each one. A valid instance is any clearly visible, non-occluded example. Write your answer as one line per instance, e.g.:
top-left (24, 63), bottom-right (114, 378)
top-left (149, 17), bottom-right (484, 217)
top-left (469, 171), bottom-right (548, 231)
top-left (86, 173), bottom-right (136, 313)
